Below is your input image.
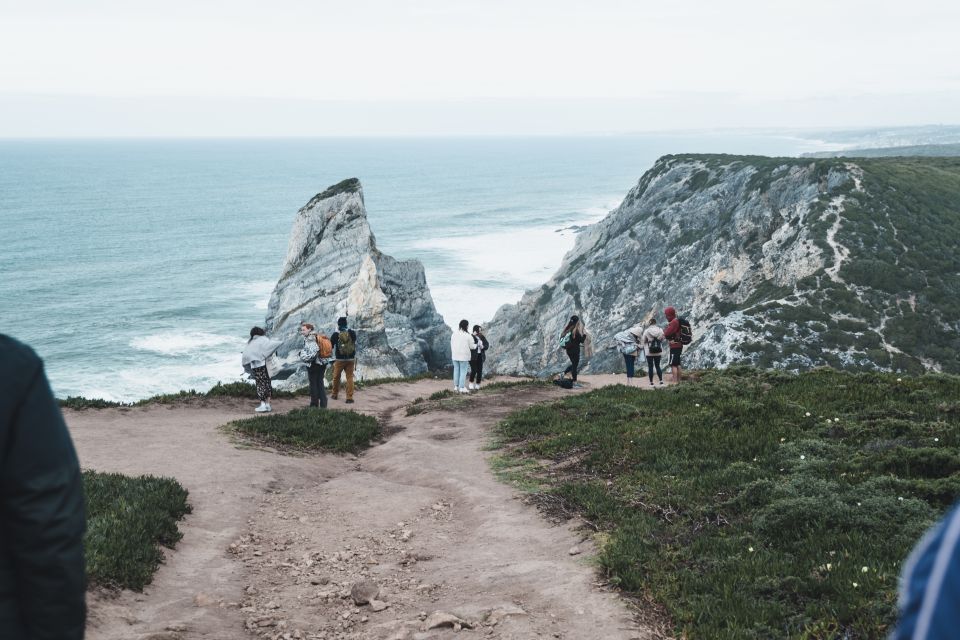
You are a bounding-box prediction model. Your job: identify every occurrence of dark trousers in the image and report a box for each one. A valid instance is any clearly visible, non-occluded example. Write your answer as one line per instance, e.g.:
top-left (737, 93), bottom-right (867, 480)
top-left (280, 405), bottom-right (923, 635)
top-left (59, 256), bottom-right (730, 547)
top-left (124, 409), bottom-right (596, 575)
top-left (563, 349), bottom-right (580, 381)
top-left (308, 362), bottom-right (327, 408)
top-left (647, 355), bottom-right (663, 383)
top-left (469, 354), bottom-right (485, 383)
top-left (623, 354), bottom-right (636, 378)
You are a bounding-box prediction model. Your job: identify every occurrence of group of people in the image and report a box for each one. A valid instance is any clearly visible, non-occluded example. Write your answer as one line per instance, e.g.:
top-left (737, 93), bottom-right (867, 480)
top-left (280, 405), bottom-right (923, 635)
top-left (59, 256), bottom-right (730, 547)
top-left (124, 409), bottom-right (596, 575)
top-left (240, 306), bottom-right (690, 413)
top-left (241, 316), bottom-right (358, 413)
top-left (450, 320), bottom-right (489, 393)
top-left (615, 306), bottom-right (687, 387)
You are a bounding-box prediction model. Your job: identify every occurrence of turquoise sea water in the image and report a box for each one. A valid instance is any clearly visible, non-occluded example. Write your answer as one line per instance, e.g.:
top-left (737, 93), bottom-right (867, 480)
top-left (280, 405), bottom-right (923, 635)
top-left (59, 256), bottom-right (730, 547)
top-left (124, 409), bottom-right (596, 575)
top-left (0, 135), bottom-right (823, 400)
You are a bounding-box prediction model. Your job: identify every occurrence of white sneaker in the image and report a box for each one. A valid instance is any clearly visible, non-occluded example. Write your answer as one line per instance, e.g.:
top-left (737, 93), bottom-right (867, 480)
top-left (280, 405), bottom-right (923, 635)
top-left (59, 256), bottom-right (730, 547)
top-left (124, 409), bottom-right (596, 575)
top-left (659, 380), bottom-right (665, 386)
top-left (471, 383), bottom-right (478, 390)
top-left (460, 387), bottom-right (470, 394)
top-left (255, 402), bottom-right (269, 413)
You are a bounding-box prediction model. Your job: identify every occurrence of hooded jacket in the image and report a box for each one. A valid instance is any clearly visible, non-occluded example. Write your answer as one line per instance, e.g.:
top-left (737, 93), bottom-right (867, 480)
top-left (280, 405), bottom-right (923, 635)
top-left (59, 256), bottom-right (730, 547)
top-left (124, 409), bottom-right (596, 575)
top-left (0, 335), bottom-right (86, 640)
top-left (663, 306), bottom-right (683, 349)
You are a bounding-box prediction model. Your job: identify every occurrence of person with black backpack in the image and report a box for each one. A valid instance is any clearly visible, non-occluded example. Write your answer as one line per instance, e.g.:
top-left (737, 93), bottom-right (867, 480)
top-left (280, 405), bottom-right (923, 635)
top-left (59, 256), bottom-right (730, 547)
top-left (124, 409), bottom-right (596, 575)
top-left (641, 317), bottom-right (666, 387)
top-left (329, 316), bottom-right (358, 404)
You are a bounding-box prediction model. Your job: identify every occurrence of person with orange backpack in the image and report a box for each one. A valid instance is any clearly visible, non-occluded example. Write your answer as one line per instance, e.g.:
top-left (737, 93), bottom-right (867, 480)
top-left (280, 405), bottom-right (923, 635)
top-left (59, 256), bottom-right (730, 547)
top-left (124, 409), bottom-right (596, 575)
top-left (298, 322), bottom-right (331, 408)
top-left (329, 316), bottom-right (358, 404)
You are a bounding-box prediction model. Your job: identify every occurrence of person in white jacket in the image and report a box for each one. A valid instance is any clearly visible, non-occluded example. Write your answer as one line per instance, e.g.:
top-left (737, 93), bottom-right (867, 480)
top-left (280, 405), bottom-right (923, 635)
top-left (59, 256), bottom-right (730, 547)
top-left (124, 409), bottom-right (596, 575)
top-left (241, 326), bottom-right (283, 412)
top-left (450, 319), bottom-right (477, 394)
top-left (641, 317), bottom-right (667, 387)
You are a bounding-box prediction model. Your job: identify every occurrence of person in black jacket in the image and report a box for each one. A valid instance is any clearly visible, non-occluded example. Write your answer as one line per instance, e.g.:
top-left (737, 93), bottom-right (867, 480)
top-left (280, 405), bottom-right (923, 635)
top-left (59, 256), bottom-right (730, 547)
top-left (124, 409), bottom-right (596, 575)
top-left (559, 315), bottom-right (588, 387)
top-left (0, 334), bottom-right (86, 639)
top-left (468, 325), bottom-right (489, 390)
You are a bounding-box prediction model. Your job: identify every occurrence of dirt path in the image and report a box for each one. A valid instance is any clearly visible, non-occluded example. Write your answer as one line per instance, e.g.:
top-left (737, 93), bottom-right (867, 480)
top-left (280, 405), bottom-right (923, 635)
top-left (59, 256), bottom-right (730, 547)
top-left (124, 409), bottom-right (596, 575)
top-left (66, 374), bottom-right (665, 640)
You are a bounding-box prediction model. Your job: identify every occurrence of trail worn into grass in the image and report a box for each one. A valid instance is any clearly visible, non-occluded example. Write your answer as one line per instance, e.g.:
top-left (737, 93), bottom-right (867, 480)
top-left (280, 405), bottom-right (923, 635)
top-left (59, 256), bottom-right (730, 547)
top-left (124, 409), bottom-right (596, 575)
top-left (66, 374), bottom-right (664, 639)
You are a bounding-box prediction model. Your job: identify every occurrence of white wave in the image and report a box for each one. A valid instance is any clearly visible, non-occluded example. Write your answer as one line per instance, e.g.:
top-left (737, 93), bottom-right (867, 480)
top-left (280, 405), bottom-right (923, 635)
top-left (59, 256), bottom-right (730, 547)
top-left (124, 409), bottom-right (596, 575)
top-left (53, 351), bottom-right (248, 404)
top-left (130, 331), bottom-right (240, 355)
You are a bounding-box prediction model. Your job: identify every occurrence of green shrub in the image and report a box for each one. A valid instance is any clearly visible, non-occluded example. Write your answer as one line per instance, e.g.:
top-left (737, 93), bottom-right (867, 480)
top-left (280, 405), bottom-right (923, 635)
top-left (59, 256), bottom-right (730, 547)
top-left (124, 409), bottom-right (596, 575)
top-left (492, 368), bottom-right (960, 638)
top-left (84, 471), bottom-right (191, 591)
top-left (228, 408), bottom-right (379, 454)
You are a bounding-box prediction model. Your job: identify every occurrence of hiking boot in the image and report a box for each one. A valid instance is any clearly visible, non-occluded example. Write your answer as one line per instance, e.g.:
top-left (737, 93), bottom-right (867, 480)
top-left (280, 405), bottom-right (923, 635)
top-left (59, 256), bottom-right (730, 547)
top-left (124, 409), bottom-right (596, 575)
top-left (345, 398), bottom-right (355, 404)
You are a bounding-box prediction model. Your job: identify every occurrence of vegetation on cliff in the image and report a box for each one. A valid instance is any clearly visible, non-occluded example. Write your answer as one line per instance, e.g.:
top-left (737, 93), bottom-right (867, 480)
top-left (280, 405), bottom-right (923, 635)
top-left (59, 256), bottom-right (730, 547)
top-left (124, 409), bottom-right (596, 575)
top-left (492, 368), bottom-right (960, 638)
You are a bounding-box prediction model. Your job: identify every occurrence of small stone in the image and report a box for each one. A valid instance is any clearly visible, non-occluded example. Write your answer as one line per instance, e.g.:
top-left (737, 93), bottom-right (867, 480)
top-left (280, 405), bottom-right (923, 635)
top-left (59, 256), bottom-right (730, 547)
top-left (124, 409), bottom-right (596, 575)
top-left (350, 579), bottom-right (380, 605)
top-left (422, 612), bottom-right (470, 631)
top-left (369, 599), bottom-right (389, 612)
top-left (400, 529), bottom-right (413, 542)
top-left (194, 593), bottom-right (215, 607)
top-left (568, 546), bottom-right (582, 556)
top-left (266, 601), bottom-right (280, 609)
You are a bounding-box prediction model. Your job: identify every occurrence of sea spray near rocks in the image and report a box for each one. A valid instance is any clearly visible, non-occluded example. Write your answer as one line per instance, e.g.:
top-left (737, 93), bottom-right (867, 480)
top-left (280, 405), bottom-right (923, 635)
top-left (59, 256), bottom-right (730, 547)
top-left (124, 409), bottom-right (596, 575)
top-left (265, 178), bottom-right (451, 387)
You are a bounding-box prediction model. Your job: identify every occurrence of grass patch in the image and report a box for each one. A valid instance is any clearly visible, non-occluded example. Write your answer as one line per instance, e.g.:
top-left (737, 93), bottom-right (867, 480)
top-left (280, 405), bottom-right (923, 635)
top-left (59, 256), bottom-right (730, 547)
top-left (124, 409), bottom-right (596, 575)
top-left (60, 381), bottom-right (307, 410)
top-left (480, 379), bottom-right (552, 392)
top-left (84, 470), bottom-right (191, 591)
top-left (492, 367), bottom-right (960, 638)
top-left (228, 408), bottom-right (380, 454)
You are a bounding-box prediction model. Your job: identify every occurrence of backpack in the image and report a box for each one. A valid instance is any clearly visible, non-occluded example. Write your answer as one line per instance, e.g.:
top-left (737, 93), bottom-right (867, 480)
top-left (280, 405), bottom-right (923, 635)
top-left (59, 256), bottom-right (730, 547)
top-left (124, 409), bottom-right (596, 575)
top-left (647, 335), bottom-right (663, 355)
top-left (559, 331), bottom-right (572, 349)
top-left (337, 329), bottom-right (356, 358)
top-left (553, 377), bottom-right (574, 389)
top-left (316, 334), bottom-right (333, 359)
top-left (678, 317), bottom-right (693, 345)
top-left (614, 330), bottom-right (638, 355)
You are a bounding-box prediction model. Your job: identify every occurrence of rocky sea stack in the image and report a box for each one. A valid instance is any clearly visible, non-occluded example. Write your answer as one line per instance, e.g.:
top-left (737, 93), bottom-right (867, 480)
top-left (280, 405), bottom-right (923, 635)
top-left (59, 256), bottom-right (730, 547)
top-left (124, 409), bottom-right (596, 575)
top-left (265, 178), bottom-right (451, 386)
top-left (485, 155), bottom-right (960, 376)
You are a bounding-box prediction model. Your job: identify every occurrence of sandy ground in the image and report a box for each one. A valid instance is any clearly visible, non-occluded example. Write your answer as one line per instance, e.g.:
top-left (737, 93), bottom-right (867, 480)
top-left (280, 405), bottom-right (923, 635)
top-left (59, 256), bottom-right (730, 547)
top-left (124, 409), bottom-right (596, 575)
top-left (66, 372), bottom-right (672, 640)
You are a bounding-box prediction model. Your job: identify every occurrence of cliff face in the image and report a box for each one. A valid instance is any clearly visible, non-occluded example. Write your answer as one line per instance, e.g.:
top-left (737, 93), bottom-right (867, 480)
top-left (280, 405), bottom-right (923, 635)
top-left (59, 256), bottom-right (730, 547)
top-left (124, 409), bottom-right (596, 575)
top-left (265, 179), bottom-right (451, 386)
top-left (485, 155), bottom-right (960, 376)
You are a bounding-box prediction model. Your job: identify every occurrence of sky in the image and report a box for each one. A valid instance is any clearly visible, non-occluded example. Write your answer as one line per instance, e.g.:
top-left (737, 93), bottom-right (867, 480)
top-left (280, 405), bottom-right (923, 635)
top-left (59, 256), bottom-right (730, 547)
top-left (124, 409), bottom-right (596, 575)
top-left (1, 0), bottom-right (959, 136)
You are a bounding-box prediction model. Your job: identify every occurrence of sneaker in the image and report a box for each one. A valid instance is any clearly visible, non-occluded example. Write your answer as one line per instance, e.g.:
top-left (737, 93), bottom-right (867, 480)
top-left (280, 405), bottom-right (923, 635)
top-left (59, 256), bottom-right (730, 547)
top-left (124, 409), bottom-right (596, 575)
top-left (254, 402), bottom-right (269, 413)
top-left (650, 381), bottom-right (655, 387)
top-left (573, 382), bottom-right (584, 389)
top-left (460, 388), bottom-right (470, 394)
top-left (345, 399), bottom-right (355, 404)
top-left (659, 380), bottom-right (665, 386)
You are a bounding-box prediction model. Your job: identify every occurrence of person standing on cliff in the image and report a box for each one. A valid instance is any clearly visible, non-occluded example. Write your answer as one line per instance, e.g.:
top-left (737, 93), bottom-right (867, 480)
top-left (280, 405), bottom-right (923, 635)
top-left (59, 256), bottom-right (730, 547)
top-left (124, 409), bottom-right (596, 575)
top-left (641, 317), bottom-right (666, 387)
top-left (298, 323), bottom-right (328, 409)
top-left (468, 325), bottom-right (489, 390)
top-left (451, 319), bottom-right (476, 394)
top-left (663, 307), bottom-right (683, 384)
top-left (1, 335), bottom-right (87, 640)
top-left (559, 315), bottom-right (591, 388)
top-left (329, 316), bottom-right (358, 404)
top-left (242, 326), bottom-right (283, 412)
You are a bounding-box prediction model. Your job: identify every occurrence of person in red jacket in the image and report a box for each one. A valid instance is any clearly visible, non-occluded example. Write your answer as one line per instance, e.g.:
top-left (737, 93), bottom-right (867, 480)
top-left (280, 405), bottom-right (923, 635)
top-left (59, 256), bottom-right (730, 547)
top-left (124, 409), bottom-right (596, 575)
top-left (663, 306), bottom-right (683, 384)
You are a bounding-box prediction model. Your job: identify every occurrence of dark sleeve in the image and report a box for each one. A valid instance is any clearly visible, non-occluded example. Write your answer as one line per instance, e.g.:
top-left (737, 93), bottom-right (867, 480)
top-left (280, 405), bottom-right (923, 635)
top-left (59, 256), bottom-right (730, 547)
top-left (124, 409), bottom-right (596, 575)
top-left (0, 345), bottom-right (86, 639)
top-left (481, 335), bottom-right (489, 350)
top-left (350, 330), bottom-right (357, 348)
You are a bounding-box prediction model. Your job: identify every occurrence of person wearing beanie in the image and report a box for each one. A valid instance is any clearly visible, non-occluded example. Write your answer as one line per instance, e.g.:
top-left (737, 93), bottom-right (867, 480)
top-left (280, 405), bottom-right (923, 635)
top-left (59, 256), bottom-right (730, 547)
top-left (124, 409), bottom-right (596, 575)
top-left (329, 316), bottom-right (358, 404)
top-left (662, 306), bottom-right (683, 384)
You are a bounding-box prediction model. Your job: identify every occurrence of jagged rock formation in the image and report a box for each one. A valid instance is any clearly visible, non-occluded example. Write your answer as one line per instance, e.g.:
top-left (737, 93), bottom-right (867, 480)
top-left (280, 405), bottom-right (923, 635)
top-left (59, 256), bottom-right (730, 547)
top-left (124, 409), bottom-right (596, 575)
top-left (265, 178), bottom-right (451, 386)
top-left (485, 155), bottom-right (960, 376)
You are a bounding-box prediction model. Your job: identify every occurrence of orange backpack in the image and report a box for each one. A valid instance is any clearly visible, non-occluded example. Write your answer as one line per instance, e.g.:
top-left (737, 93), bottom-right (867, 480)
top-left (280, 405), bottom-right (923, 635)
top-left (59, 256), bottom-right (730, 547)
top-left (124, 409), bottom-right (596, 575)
top-left (316, 334), bottom-right (334, 359)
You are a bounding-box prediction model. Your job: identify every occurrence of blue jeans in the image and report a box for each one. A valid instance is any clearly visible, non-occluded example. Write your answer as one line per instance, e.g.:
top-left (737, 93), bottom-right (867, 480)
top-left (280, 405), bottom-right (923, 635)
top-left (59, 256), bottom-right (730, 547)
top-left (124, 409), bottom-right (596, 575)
top-left (453, 360), bottom-right (469, 388)
top-left (623, 354), bottom-right (636, 378)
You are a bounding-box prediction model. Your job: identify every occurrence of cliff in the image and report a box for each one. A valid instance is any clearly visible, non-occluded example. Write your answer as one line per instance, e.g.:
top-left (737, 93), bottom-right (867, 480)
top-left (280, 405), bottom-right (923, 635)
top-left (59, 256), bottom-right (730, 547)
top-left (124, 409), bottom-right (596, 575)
top-left (485, 155), bottom-right (960, 376)
top-left (264, 179), bottom-right (451, 386)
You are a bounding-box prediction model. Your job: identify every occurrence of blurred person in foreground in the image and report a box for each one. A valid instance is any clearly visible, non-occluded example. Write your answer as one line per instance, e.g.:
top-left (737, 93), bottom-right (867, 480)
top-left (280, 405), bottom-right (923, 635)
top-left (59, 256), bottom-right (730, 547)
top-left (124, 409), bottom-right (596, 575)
top-left (892, 501), bottom-right (960, 639)
top-left (0, 334), bottom-right (86, 639)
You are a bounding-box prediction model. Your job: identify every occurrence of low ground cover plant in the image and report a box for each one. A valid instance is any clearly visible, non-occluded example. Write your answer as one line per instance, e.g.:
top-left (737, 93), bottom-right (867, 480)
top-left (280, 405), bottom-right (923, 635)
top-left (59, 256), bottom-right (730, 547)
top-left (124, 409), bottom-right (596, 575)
top-left (493, 367), bottom-right (960, 638)
top-left (84, 470), bottom-right (191, 591)
top-left (229, 408), bottom-right (380, 454)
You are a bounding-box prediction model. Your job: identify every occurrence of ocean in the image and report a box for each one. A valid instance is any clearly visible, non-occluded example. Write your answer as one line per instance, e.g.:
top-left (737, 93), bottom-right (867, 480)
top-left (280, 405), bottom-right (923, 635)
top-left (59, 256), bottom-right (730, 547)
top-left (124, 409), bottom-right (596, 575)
top-left (0, 134), bottom-right (826, 401)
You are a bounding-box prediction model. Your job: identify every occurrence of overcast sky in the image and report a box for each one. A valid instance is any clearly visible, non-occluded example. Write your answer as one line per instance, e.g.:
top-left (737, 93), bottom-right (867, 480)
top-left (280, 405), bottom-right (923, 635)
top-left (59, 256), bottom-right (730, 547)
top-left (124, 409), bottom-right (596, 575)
top-left (2, 0), bottom-right (958, 136)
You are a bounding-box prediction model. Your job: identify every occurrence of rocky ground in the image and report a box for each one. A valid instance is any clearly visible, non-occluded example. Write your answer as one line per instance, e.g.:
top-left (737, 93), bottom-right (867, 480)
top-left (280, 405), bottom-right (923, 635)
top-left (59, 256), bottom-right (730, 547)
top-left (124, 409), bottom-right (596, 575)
top-left (66, 374), bottom-right (668, 640)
